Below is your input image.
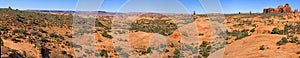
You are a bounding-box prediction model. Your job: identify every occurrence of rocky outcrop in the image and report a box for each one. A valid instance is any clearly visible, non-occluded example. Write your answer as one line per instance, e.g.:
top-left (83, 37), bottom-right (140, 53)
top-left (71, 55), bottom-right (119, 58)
top-left (294, 9), bottom-right (298, 14)
top-left (263, 4), bottom-right (294, 13)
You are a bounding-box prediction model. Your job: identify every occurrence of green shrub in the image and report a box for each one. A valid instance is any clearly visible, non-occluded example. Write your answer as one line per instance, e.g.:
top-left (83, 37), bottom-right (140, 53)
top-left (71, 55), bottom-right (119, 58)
top-left (41, 37), bottom-right (48, 42)
top-left (95, 22), bottom-right (104, 27)
top-left (10, 38), bottom-right (17, 42)
top-left (141, 49), bottom-right (148, 55)
top-left (276, 37), bottom-right (288, 46)
top-left (202, 50), bottom-right (210, 58)
top-left (37, 34), bottom-right (42, 37)
top-left (12, 29), bottom-right (20, 34)
top-left (61, 50), bottom-right (67, 55)
top-left (101, 32), bottom-right (112, 39)
top-left (58, 36), bottom-right (64, 40)
top-left (65, 34), bottom-right (72, 38)
top-left (84, 49), bottom-right (92, 54)
top-left (27, 38), bottom-right (34, 43)
top-left (67, 54), bottom-right (73, 58)
top-left (16, 35), bottom-right (24, 38)
top-left (199, 48), bottom-right (210, 58)
top-left (226, 30), bottom-right (238, 36)
top-left (64, 41), bottom-right (72, 46)
top-left (270, 27), bottom-right (284, 34)
top-left (61, 45), bottom-right (65, 48)
top-left (174, 49), bottom-right (182, 58)
top-left (118, 52), bottom-right (129, 57)
top-left (23, 51), bottom-right (27, 57)
top-left (250, 28), bottom-right (255, 32)
top-left (95, 52), bottom-right (101, 57)
top-left (297, 22), bottom-right (300, 34)
top-left (226, 30), bottom-right (250, 40)
top-left (283, 25), bottom-right (292, 35)
top-left (146, 47), bottom-right (152, 53)
top-left (73, 44), bottom-right (82, 49)
top-left (100, 50), bottom-right (108, 57)
top-left (228, 30), bottom-right (249, 40)
top-left (29, 19), bottom-right (37, 25)
top-left (291, 37), bottom-right (299, 43)
top-left (38, 28), bottom-right (47, 33)
top-left (0, 39), bottom-right (3, 46)
top-left (0, 26), bottom-right (8, 31)
top-left (200, 41), bottom-right (208, 48)
top-left (26, 56), bottom-right (34, 58)
top-left (259, 45), bottom-right (265, 50)
top-left (20, 29), bottom-right (27, 34)
top-left (49, 33), bottom-right (58, 38)
top-left (114, 46), bottom-right (122, 52)
top-left (198, 41), bottom-right (212, 58)
top-left (297, 51), bottom-right (300, 54)
top-left (30, 31), bottom-right (39, 36)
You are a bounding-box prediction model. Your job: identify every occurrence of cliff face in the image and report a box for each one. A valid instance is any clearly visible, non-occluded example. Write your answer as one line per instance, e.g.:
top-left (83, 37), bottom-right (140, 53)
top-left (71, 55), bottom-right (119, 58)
top-left (263, 4), bottom-right (294, 13)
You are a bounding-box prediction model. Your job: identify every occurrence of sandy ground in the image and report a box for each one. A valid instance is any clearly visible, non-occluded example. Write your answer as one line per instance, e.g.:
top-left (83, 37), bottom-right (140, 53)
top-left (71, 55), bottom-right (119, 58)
top-left (209, 34), bottom-right (300, 58)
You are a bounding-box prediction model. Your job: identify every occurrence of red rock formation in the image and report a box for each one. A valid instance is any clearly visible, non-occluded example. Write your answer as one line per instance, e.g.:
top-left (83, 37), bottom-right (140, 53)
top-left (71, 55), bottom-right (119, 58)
top-left (263, 8), bottom-right (276, 13)
top-left (294, 9), bottom-right (298, 14)
top-left (263, 3), bottom-right (294, 13)
top-left (283, 4), bottom-right (293, 13)
top-left (276, 5), bottom-right (284, 13)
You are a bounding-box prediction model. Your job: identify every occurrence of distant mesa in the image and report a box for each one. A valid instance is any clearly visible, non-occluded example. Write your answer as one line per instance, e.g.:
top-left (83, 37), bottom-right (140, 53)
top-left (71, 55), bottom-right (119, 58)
top-left (139, 13), bottom-right (167, 18)
top-left (263, 3), bottom-right (297, 14)
top-left (133, 13), bottom-right (167, 20)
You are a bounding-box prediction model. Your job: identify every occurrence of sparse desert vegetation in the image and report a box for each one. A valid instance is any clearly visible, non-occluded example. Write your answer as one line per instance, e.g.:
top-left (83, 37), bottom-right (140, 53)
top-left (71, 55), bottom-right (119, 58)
top-left (259, 45), bottom-right (265, 50)
top-left (130, 19), bottom-right (177, 36)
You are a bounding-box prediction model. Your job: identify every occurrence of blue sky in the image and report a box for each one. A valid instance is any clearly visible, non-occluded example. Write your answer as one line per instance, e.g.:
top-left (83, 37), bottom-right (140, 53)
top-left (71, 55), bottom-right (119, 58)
top-left (0, 0), bottom-right (299, 14)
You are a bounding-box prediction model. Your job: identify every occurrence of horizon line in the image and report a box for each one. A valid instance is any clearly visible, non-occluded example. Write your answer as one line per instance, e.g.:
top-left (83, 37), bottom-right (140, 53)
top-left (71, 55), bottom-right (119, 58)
top-left (1, 7), bottom-right (267, 14)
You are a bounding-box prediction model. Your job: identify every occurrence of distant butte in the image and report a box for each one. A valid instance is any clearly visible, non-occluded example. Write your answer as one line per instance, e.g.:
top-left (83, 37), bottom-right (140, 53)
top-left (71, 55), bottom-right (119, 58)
top-left (263, 3), bottom-right (298, 14)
